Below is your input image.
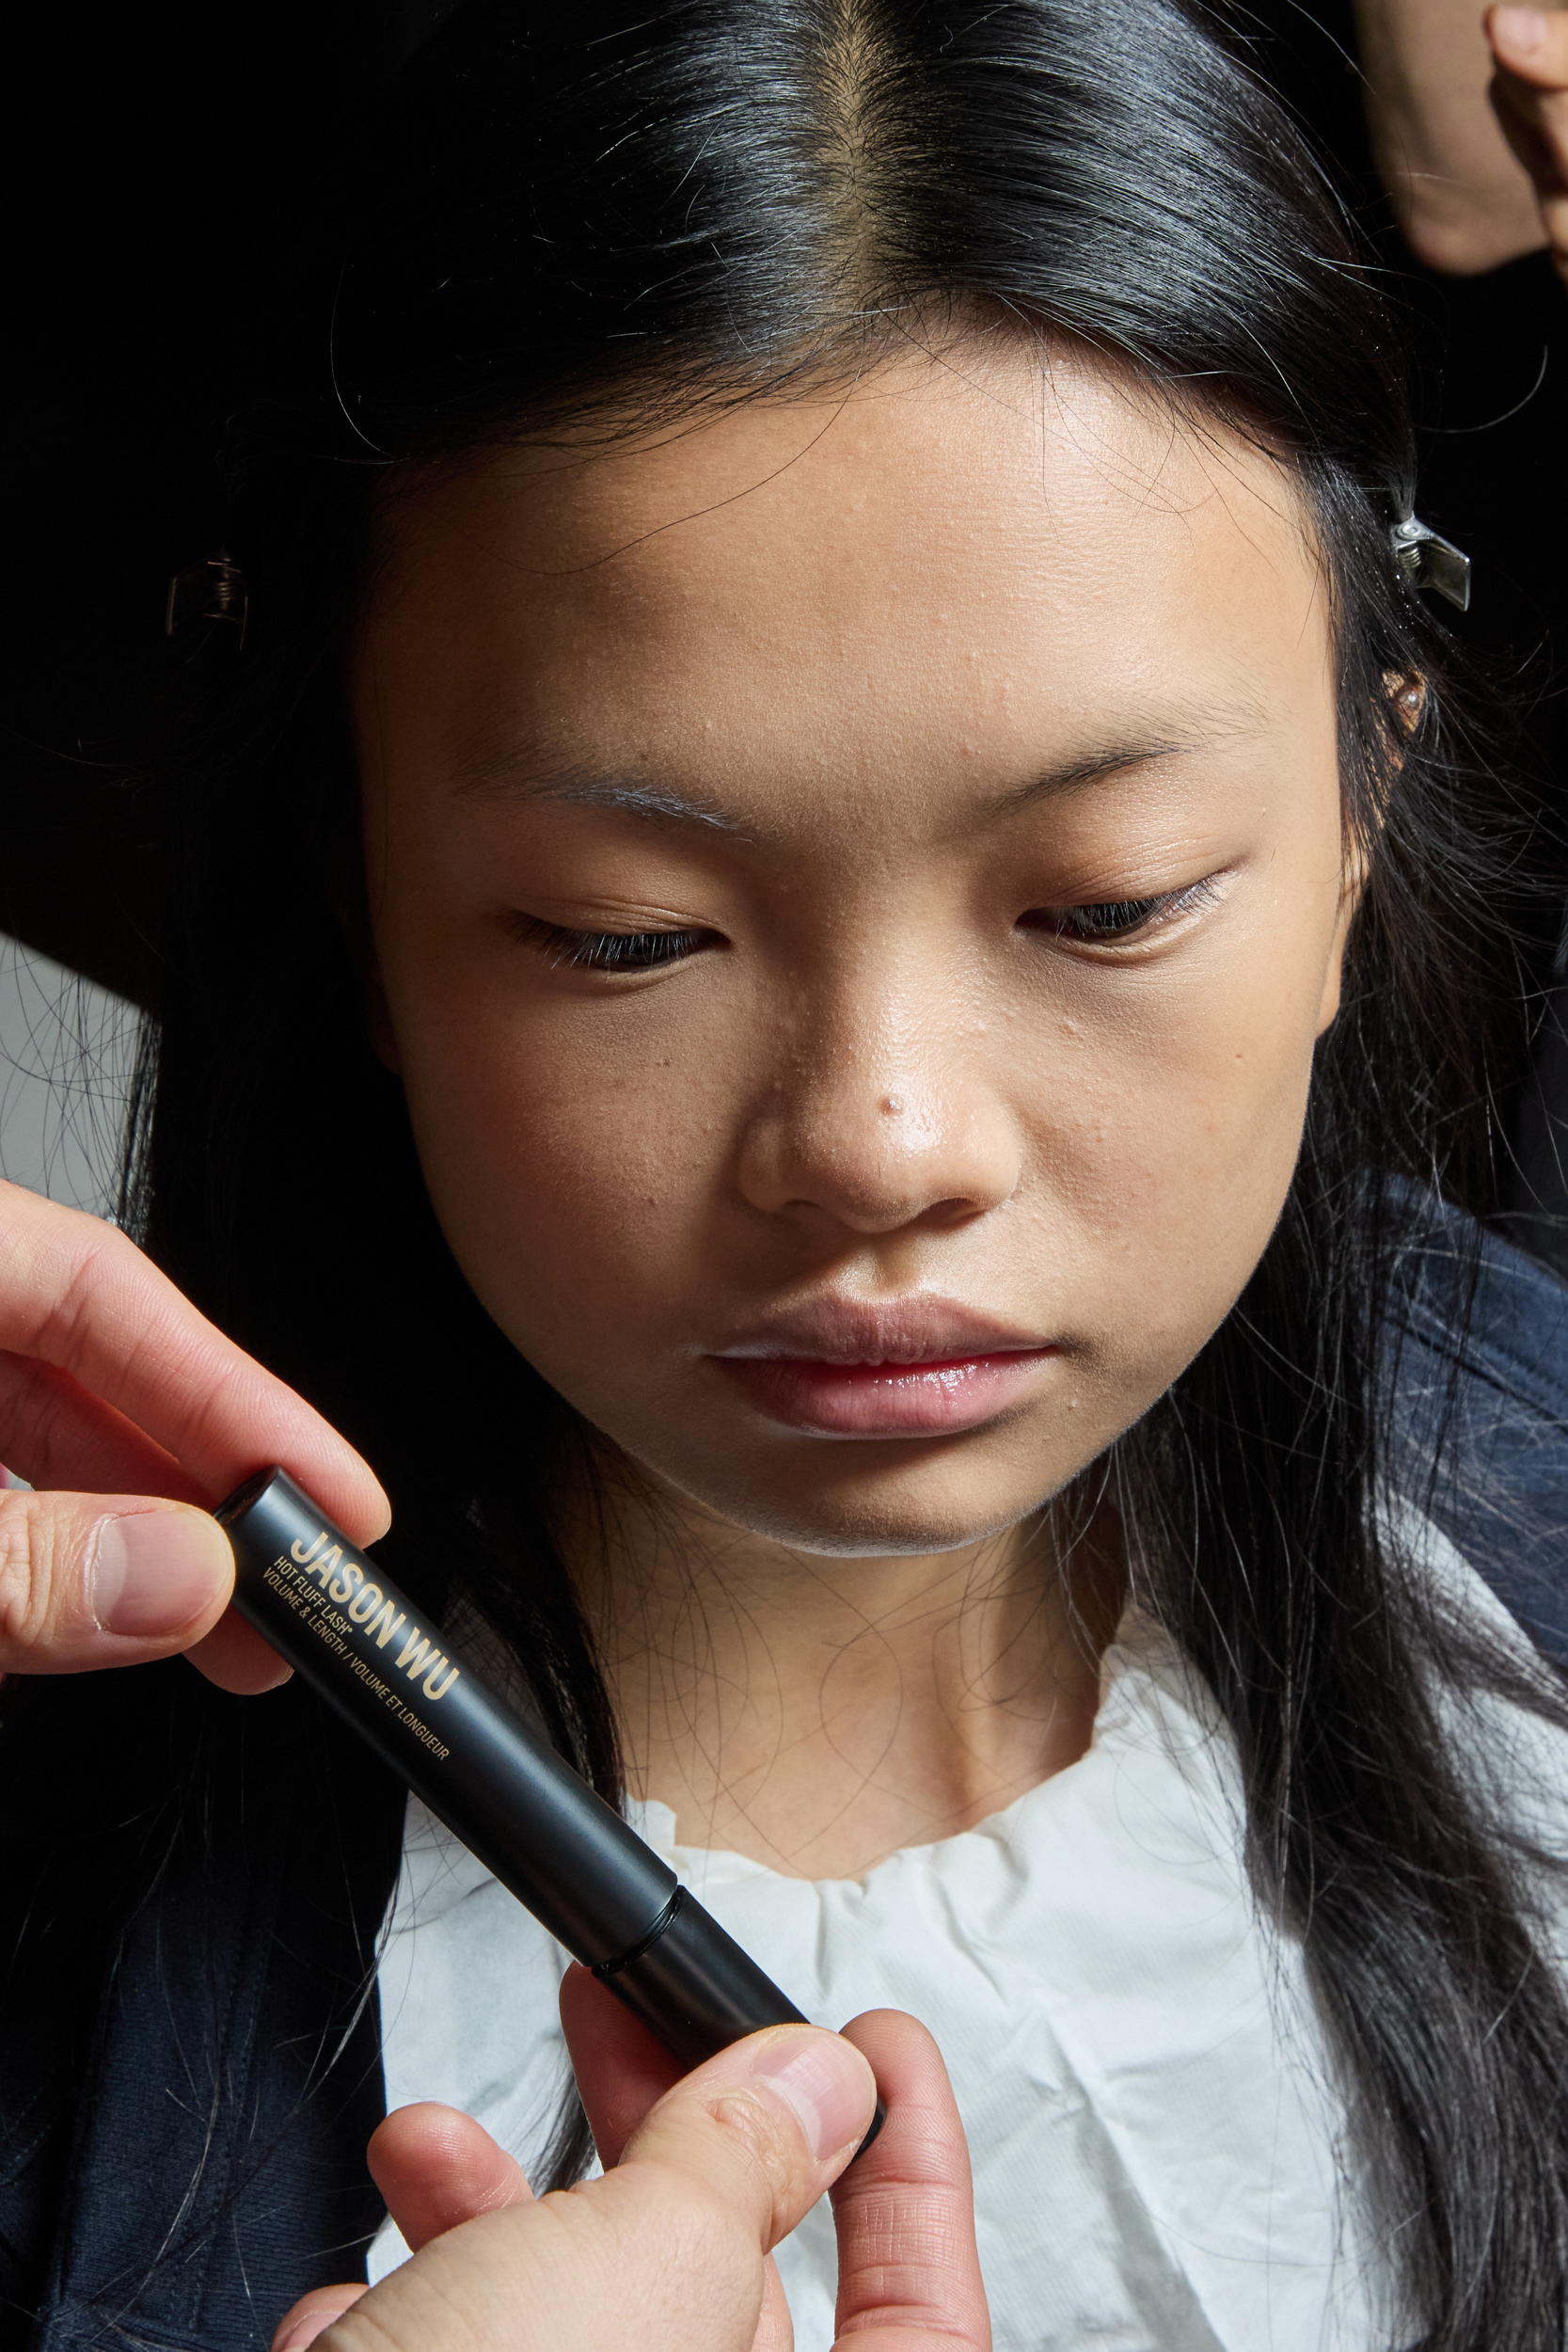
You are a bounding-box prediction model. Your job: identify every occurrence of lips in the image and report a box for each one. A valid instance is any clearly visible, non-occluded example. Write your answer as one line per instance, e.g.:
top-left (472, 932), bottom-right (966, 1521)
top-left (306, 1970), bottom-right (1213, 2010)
top-left (708, 1299), bottom-right (1059, 1438)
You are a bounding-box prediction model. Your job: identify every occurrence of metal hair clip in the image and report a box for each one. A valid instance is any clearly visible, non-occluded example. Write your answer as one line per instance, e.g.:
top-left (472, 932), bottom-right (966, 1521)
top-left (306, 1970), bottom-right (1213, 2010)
top-left (165, 551), bottom-right (248, 646)
top-left (1389, 515), bottom-right (1471, 613)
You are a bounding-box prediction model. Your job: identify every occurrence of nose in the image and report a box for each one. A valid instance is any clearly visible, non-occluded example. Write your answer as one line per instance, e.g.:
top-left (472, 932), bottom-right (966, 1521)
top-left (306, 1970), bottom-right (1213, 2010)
top-left (733, 979), bottom-right (1022, 1237)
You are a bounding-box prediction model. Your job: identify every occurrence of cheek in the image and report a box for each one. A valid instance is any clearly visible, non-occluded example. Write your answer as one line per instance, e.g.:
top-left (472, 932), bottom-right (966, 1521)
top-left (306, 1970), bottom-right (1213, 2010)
top-left (1022, 897), bottom-right (1334, 1375)
top-left (388, 961), bottom-right (746, 1359)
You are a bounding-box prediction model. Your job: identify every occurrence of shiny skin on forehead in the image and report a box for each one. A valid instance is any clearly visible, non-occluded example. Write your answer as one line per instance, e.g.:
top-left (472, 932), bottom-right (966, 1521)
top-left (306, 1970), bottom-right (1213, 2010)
top-left (360, 351), bottom-right (1334, 836)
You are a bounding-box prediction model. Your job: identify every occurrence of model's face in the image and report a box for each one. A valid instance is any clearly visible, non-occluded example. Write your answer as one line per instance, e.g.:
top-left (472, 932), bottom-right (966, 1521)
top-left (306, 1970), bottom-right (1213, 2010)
top-left (353, 350), bottom-right (1351, 1554)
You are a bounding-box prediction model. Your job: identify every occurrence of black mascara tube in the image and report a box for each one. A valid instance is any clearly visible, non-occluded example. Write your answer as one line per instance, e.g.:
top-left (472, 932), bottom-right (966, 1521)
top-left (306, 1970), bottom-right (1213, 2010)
top-left (215, 1468), bottom-right (877, 2122)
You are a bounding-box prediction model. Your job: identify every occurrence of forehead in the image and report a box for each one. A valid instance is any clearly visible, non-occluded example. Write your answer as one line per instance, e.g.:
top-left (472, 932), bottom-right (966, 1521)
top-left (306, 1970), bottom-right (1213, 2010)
top-left (356, 348), bottom-right (1331, 808)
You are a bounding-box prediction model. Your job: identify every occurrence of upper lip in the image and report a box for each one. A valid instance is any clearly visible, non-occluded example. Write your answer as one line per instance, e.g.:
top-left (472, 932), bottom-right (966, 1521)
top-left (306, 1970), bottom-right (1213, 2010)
top-left (708, 1296), bottom-right (1053, 1365)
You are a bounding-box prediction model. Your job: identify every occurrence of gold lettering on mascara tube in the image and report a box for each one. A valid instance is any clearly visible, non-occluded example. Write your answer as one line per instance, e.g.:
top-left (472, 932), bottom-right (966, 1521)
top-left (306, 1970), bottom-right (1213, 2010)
top-left (396, 1628), bottom-right (436, 1678)
top-left (349, 1654), bottom-right (391, 1703)
top-left (264, 1545), bottom-right (459, 1727)
top-left (388, 1698), bottom-right (450, 1759)
top-left (366, 1600), bottom-right (405, 1649)
top-left (307, 1545), bottom-right (341, 1590)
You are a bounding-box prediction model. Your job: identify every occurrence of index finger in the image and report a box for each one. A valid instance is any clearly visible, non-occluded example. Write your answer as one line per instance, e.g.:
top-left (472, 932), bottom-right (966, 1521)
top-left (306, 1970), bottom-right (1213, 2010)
top-left (0, 1183), bottom-right (387, 1540)
top-left (830, 2012), bottom-right (990, 2350)
top-left (560, 1962), bottom-right (684, 2166)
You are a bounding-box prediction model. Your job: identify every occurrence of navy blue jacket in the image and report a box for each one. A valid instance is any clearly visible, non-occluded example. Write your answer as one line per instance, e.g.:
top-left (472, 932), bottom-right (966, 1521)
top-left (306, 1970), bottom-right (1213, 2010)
top-left (5, 1212), bottom-right (1568, 2352)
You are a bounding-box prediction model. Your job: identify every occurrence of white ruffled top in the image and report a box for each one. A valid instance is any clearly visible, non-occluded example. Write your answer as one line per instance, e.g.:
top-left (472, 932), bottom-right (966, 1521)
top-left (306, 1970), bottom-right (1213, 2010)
top-left (369, 1523), bottom-right (1568, 2350)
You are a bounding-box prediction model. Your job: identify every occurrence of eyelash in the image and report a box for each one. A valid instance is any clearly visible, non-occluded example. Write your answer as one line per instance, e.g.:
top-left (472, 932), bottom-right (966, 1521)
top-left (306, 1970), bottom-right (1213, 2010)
top-left (522, 920), bottom-right (717, 971)
top-left (1022, 879), bottom-right (1219, 946)
top-left (521, 879), bottom-right (1218, 972)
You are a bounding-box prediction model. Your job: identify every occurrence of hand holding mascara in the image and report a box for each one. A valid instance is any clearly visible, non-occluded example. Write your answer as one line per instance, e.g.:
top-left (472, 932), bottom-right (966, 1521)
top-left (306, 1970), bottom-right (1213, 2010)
top-left (216, 1465), bottom-right (879, 2115)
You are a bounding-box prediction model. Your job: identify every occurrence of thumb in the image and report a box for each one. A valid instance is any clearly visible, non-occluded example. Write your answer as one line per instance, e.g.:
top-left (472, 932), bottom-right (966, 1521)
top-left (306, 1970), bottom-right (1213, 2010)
top-left (0, 1488), bottom-right (234, 1673)
top-left (323, 2026), bottom-right (879, 2352)
top-left (616, 2021), bottom-right (879, 2256)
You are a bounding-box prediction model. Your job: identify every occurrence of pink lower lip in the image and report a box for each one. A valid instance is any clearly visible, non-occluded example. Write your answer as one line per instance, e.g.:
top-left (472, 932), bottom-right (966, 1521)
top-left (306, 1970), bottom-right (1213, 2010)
top-left (714, 1349), bottom-right (1059, 1437)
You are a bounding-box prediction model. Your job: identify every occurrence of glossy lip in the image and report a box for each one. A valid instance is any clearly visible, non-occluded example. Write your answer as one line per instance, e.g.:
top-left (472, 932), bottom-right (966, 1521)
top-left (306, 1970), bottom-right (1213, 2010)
top-left (708, 1298), bottom-right (1060, 1438)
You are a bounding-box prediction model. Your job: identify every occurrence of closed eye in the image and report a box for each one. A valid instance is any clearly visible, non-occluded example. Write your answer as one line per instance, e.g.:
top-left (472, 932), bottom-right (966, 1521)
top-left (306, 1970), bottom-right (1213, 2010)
top-left (1021, 878), bottom-right (1221, 946)
top-left (516, 916), bottom-right (723, 971)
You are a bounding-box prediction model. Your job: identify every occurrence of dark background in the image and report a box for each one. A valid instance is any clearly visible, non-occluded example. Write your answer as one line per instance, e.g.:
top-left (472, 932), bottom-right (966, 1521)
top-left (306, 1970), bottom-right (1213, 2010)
top-left (4, 0), bottom-right (1565, 1013)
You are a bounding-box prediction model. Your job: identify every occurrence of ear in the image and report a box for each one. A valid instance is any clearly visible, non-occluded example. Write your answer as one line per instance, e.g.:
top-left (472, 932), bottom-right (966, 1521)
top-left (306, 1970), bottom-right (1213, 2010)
top-left (1369, 668), bottom-right (1425, 822)
top-left (1383, 668), bottom-right (1426, 739)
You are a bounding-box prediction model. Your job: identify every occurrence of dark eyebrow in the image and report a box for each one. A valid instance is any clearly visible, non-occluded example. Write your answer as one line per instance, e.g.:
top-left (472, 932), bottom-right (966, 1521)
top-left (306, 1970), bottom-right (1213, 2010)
top-left (451, 698), bottom-right (1271, 833)
top-left (992, 741), bottom-right (1199, 814)
top-left (453, 748), bottom-right (749, 834)
top-left (991, 697), bottom-right (1273, 817)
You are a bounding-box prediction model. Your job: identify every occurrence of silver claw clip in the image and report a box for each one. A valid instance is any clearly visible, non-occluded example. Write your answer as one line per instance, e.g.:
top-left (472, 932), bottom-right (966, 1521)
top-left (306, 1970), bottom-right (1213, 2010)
top-left (166, 551), bottom-right (249, 645)
top-left (1389, 515), bottom-right (1471, 613)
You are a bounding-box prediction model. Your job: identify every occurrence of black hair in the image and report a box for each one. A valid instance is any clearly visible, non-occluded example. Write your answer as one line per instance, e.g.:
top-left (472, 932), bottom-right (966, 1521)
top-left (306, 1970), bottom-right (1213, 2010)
top-left (126, 2), bottom-right (1568, 2343)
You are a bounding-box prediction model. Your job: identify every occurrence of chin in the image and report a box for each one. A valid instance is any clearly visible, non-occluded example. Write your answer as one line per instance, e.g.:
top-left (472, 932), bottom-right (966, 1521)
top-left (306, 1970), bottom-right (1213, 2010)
top-left (647, 1443), bottom-right (1072, 1559)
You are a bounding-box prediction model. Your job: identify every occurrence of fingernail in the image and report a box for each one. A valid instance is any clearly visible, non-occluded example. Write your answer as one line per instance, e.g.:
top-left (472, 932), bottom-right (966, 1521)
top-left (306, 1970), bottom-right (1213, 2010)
top-left (750, 2035), bottom-right (871, 2163)
top-left (1494, 6), bottom-right (1547, 52)
top-left (273, 2316), bottom-right (340, 2352)
top-left (273, 2325), bottom-right (324, 2352)
top-left (91, 1512), bottom-right (227, 1636)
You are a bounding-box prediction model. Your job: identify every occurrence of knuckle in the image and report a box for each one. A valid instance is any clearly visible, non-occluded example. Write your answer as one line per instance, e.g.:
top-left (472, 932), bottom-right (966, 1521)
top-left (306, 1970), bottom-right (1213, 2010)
top-left (27, 1222), bottom-right (121, 1361)
top-left (705, 2084), bottom-right (806, 2209)
top-left (0, 1495), bottom-right (74, 1652)
top-left (0, 1352), bottom-right (82, 1474)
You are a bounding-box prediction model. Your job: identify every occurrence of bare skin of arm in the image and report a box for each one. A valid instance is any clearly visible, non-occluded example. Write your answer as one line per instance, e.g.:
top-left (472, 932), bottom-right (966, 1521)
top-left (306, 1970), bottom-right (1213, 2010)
top-left (1354, 0), bottom-right (1562, 274)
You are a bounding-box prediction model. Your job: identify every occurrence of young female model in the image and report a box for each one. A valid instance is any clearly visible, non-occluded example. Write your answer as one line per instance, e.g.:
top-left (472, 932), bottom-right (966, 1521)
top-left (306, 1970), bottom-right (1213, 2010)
top-left (6, 3), bottom-right (1568, 2348)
